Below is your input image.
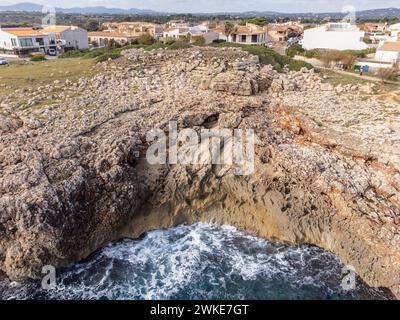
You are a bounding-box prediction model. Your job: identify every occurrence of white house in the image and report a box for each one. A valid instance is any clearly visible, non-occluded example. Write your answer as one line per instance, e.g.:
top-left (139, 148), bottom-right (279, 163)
top-left (227, 24), bottom-right (268, 45)
top-left (167, 20), bottom-right (190, 29)
top-left (41, 25), bottom-right (89, 51)
top-left (88, 31), bottom-right (138, 47)
top-left (210, 27), bottom-right (228, 41)
top-left (375, 41), bottom-right (400, 65)
top-left (389, 23), bottom-right (400, 32)
top-left (188, 26), bottom-right (219, 44)
top-left (163, 28), bottom-right (190, 40)
top-left (301, 23), bottom-right (368, 51)
top-left (0, 27), bottom-right (56, 56)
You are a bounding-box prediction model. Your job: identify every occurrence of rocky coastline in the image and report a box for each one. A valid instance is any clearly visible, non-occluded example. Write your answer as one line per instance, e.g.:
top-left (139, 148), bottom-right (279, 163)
top-left (0, 47), bottom-right (399, 297)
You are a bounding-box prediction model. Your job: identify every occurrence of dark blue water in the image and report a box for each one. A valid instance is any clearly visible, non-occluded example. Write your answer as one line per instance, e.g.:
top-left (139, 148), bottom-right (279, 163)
top-left (0, 223), bottom-right (392, 300)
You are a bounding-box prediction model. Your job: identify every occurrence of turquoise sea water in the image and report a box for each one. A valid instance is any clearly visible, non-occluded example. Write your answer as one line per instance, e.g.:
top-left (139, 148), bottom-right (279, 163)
top-left (0, 223), bottom-right (392, 300)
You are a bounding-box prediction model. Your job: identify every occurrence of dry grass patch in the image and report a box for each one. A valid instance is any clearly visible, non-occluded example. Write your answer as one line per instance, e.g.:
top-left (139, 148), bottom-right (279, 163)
top-left (0, 58), bottom-right (97, 98)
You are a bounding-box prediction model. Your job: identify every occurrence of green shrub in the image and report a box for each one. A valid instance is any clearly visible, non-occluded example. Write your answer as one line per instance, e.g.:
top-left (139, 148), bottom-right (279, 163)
top-left (95, 52), bottom-right (121, 62)
top-left (85, 48), bottom-right (108, 58)
top-left (304, 49), bottom-right (319, 58)
top-left (59, 50), bottom-right (89, 58)
top-left (191, 35), bottom-right (206, 45)
top-left (287, 59), bottom-right (312, 71)
top-left (105, 38), bottom-right (121, 49)
top-left (30, 56), bottom-right (46, 61)
top-left (239, 17), bottom-right (268, 26)
top-left (168, 41), bottom-right (192, 50)
top-left (30, 53), bottom-right (46, 61)
top-left (213, 39), bottom-right (226, 44)
top-left (211, 43), bottom-right (312, 72)
top-left (341, 48), bottom-right (376, 58)
top-left (137, 33), bottom-right (155, 45)
top-left (163, 37), bottom-right (177, 45)
top-left (287, 43), bottom-right (305, 58)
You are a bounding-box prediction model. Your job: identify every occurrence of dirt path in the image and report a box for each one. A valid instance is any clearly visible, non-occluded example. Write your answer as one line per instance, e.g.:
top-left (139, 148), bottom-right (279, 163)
top-left (317, 67), bottom-right (399, 85)
top-left (294, 55), bottom-right (399, 85)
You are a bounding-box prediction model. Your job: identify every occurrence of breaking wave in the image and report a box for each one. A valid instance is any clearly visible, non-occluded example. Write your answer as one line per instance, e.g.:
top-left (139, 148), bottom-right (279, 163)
top-left (0, 223), bottom-right (392, 300)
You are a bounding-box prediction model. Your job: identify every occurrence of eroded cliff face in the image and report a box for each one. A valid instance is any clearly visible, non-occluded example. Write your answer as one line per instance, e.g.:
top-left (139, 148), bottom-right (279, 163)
top-left (0, 47), bottom-right (399, 297)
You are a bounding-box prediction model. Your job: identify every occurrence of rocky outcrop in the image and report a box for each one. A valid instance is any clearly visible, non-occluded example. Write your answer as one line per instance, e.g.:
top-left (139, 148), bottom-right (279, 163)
top-left (0, 47), bottom-right (399, 298)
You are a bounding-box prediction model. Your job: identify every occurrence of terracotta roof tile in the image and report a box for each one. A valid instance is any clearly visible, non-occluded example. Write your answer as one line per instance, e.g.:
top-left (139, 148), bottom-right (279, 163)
top-left (1, 28), bottom-right (43, 37)
top-left (378, 41), bottom-right (400, 52)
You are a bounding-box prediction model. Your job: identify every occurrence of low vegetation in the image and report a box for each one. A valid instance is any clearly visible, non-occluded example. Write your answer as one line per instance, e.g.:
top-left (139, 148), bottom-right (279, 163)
top-left (287, 44), bottom-right (305, 58)
top-left (60, 41), bottom-right (193, 62)
top-left (238, 17), bottom-right (268, 26)
top-left (0, 58), bottom-right (96, 97)
top-left (30, 53), bottom-right (46, 62)
top-left (377, 68), bottom-right (400, 83)
top-left (288, 44), bottom-right (376, 60)
top-left (95, 52), bottom-right (122, 62)
top-left (319, 69), bottom-right (398, 93)
top-left (317, 50), bottom-right (357, 69)
top-left (211, 42), bottom-right (312, 71)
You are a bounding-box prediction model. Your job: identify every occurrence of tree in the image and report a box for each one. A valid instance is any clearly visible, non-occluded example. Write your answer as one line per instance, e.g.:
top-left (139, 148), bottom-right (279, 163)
top-left (239, 17), bottom-right (268, 26)
top-left (318, 50), bottom-right (337, 68)
top-left (340, 54), bottom-right (356, 70)
top-left (224, 22), bottom-right (235, 37)
top-left (191, 35), bottom-right (205, 45)
top-left (106, 38), bottom-right (121, 49)
top-left (137, 33), bottom-right (154, 45)
top-left (86, 20), bottom-right (100, 32)
top-left (287, 43), bottom-right (305, 58)
top-left (377, 68), bottom-right (400, 83)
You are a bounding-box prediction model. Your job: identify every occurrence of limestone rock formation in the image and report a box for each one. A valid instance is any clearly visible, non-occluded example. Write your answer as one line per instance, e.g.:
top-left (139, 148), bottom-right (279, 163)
top-left (0, 47), bottom-right (399, 298)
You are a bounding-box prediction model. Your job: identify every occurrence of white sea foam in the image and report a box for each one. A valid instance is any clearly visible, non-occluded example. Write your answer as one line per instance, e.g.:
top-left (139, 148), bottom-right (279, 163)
top-left (0, 223), bottom-right (392, 300)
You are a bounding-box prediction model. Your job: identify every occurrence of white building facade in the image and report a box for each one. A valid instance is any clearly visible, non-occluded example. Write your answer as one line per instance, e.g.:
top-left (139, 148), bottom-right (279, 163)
top-left (301, 23), bottom-right (368, 51)
top-left (41, 26), bottom-right (89, 51)
top-left (227, 24), bottom-right (268, 45)
top-left (162, 28), bottom-right (189, 40)
top-left (375, 41), bottom-right (400, 65)
top-left (188, 26), bottom-right (219, 44)
top-left (0, 27), bottom-right (56, 56)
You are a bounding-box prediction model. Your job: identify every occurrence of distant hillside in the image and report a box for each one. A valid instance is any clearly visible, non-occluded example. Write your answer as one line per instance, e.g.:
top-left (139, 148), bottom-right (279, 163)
top-left (0, 2), bottom-right (161, 15)
top-left (0, 2), bottom-right (399, 19)
top-left (0, 2), bottom-right (42, 12)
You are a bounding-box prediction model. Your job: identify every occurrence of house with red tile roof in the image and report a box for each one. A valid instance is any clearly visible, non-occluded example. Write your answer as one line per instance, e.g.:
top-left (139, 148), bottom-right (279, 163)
top-left (375, 41), bottom-right (400, 65)
top-left (227, 23), bottom-right (268, 46)
top-left (0, 27), bottom-right (56, 57)
top-left (88, 31), bottom-right (138, 47)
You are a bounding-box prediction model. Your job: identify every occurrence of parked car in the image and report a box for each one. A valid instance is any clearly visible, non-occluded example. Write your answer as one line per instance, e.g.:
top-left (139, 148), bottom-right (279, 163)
top-left (0, 57), bottom-right (9, 66)
top-left (47, 48), bottom-right (57, 56)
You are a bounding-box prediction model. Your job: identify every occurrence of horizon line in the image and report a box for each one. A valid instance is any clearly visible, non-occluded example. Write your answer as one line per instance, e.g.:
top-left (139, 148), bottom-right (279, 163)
top-left (1, 2), bottom-right (400, 15)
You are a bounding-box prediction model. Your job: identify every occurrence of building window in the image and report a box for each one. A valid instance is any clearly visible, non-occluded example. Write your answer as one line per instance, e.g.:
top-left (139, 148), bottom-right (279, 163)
top-left (251, 35), bottom-right (258, 43)
top-left (241, 35), bottom-right (247, 42)
top-left (20, 38), bottom-right (33, 47)
top-left (35, 37), bottom-right (44, 45)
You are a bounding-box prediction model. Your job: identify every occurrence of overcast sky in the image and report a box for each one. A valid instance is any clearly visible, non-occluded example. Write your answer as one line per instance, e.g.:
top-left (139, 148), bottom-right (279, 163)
top-left (2, 0), bottom-right (400, 13)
